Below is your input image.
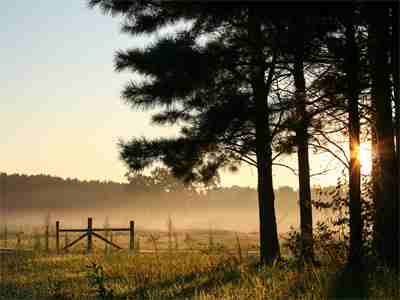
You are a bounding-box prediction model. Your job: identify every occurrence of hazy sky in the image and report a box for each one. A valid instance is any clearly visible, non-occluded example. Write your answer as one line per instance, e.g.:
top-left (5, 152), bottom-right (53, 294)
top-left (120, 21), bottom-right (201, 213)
top-left (1, 1), bottom-right (346, 188)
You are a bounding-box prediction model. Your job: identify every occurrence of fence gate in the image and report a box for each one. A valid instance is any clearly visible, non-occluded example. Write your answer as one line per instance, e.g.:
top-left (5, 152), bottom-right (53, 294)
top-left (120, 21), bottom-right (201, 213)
top-left (56, 218), bottom-right (134, 253)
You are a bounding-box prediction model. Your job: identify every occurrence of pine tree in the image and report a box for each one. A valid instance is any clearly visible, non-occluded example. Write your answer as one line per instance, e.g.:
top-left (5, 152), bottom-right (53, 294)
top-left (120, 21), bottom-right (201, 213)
top-left (89, 1), bottom-right (284, 264)
top-left (343, 5), bottom-right (362, 265)
top-left (366, 3), bottom-right (399, 270)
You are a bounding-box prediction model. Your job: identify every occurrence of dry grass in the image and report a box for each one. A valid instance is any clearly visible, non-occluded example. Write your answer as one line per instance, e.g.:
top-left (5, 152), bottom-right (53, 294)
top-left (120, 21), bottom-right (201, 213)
top-left (1, 228), bottom-right (398, 299)
top-left (1, 249), bottom-right (398, 300)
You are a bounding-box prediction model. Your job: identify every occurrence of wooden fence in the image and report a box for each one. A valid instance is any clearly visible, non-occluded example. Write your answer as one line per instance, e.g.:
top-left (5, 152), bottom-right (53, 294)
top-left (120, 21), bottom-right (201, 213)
top-left (1, 228), bottom-right (47, 251)
top-left (56, 218), bottom-right (135, 254)
top-left (2, 221), bottom-right (261, 256)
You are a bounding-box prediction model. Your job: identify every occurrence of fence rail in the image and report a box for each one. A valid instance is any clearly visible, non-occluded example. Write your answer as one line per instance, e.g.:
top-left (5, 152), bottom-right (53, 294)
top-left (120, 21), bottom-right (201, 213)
top-left (59, 228), bottom-right (131, 232)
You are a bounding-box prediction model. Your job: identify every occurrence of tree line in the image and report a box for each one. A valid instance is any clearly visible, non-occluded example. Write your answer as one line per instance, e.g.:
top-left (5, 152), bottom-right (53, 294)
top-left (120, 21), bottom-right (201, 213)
top-left (0, 171), bottom-right (319, 219)
top-left (88, 1), bottom-right (398, 269)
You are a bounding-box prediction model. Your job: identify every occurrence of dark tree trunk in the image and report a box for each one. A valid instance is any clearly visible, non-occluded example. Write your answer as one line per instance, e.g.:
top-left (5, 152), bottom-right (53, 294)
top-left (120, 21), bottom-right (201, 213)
top-left (248, 7), bottom-right (280, 265)
top-left (371, 125), bottom-right (381, 246)
top-left (368, 4), bottom-right (399, 270)
top-left (293, 17), bottom-right (315, 264)
top-left (345, 11), bottom-right (362, 265)
top-left (391, 2), bottom-right (400, 214)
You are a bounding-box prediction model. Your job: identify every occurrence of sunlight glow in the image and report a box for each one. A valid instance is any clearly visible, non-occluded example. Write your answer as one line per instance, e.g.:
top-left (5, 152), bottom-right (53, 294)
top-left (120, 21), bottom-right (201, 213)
top-left (359, 143), bottom-right (372, 175)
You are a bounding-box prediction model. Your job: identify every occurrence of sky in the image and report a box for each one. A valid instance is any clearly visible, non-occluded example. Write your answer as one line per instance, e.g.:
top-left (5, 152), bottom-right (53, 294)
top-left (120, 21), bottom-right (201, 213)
top-left (0, 1), bottom-right (349, 189)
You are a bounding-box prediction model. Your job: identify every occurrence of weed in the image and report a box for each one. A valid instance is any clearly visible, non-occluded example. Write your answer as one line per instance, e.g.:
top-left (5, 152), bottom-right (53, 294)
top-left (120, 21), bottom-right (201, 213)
top-left (86, 261), bottom-right (114, 299)
top-left (47, 276), bottom-right (64, 298)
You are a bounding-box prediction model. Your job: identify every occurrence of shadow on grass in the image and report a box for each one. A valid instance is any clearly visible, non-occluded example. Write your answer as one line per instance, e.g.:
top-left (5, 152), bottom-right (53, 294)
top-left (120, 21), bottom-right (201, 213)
top-left (0, 281), bottom-right (36, 300)
top-left (268, 259), bottom-right (369, 300)
top-left (328, 263), bottom-right (369, 299)
top-left (126, 259), bottom-right (242, 300)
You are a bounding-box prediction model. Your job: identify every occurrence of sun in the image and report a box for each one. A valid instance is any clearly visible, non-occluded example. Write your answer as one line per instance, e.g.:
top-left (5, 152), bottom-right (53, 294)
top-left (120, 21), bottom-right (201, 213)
top-left (359, 143), bottom-right (372, 175)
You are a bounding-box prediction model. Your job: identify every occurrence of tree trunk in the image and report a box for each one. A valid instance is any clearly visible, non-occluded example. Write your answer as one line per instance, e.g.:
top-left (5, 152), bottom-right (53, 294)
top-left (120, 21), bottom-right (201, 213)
top-left (345, 11), bottom-right (362, 265)
top-left (371, 124), bottom-right (381, 246)
top-left (293, 17), bottom-right (315, 264)
top-left (391, 2), bottom-right (400, 219)
top-left (368, 4), bottom-right (399, 270)
top-left (248, 7), bottom-right (280, 265)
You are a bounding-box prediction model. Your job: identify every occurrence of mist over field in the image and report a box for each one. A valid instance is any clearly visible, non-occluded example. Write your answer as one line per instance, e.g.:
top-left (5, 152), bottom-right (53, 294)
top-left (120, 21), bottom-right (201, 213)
top-left (1, 172), bottom-right (333, 233)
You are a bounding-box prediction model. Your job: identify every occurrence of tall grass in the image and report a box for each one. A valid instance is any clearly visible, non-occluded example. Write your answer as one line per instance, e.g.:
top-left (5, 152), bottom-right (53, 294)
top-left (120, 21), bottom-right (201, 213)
top-left (1, 225), bottom-right (398, 299)
top-left (1, 248), bottom-right (398, 300)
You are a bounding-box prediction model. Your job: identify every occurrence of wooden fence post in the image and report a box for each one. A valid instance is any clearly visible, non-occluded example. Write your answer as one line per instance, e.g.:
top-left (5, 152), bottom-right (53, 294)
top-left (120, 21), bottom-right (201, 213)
top-left (56, 221), bottom-right (60, 254)
top-left (16, 232), bottom-right (22, 248)
top-left (33, 228), bottom-right (41, 251)
top-left (129, 221), bottom-right (135, 252)
top-left (4, 224), bottom-right (8, 248)
top-left (64, 233), bottom-right (69, 253)
top-left (45, 225), bottom-right (49, 253)
top-left (87, 217), bottom-right (93, 253)
top-left (110, 231), bottom-right (113, 254)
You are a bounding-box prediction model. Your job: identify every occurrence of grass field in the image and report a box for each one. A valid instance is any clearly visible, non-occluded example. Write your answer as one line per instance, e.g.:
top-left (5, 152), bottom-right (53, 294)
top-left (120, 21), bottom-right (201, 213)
top-left (1, 233), bottom-right (399, 300)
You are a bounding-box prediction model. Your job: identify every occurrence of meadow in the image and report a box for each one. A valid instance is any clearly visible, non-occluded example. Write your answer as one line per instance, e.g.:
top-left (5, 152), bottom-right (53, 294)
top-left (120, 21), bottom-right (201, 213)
top-left (1, 229), bottom-right (398, 300)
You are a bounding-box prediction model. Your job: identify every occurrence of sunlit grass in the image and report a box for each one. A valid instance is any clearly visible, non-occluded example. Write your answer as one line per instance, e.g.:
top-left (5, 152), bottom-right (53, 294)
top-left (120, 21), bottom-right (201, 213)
top-left (0, 227), bottom-right (396, 299)
top-left (1, 250), bottom-right (398, 300)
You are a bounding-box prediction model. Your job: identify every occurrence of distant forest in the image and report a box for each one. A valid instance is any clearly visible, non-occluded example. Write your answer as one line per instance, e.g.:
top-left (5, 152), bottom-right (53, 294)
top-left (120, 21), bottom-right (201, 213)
top-left (0, 170), bottom-right (332, 230)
